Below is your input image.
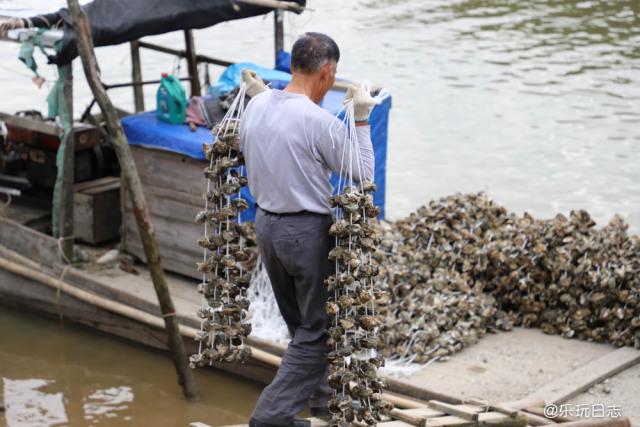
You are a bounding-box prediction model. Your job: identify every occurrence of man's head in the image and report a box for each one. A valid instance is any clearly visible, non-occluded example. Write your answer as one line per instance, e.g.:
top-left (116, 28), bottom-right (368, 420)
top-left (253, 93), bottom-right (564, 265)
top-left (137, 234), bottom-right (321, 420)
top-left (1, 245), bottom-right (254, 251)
top-left (290, 32), bottom-right (340, 102)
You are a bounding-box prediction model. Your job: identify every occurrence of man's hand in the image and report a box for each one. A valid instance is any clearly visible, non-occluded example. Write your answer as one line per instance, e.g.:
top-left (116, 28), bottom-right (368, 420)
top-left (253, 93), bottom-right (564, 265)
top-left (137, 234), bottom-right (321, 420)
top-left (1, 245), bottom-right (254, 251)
top-left (344, 83), bottom-right (380, 123)
top-left (0, 17), bottom-right (25, 38)
top-left (241, 69), bottom-right (269, 98)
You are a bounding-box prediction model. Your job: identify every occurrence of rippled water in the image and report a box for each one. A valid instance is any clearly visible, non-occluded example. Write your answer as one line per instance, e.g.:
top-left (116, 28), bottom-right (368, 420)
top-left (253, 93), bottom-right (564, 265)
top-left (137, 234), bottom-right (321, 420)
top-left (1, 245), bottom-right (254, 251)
top-left (1, 0), bottom-right (639, 230)
top-left (0, 307), bottom-right (261, 426)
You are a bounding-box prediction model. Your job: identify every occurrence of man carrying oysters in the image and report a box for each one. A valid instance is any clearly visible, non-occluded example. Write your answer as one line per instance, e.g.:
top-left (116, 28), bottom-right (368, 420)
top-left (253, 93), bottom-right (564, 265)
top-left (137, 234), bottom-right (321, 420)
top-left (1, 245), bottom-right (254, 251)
top-left (240, 32), bottom-right (379, 427)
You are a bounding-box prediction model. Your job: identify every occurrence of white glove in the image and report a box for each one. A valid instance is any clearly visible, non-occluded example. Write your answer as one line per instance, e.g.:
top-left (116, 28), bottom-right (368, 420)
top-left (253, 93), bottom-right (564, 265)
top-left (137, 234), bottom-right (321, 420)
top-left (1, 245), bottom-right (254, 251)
top-left (241, 69), bottom-right (269, 98)
top-left (344, 83), bottom-right (380, 122)
top-left (0, 17), bottom-right (25, 37)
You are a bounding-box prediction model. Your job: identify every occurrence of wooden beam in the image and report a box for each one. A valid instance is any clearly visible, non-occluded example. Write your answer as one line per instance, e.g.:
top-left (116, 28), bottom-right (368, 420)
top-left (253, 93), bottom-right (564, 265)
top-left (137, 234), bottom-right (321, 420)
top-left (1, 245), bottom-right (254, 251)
top-left (0, 216), bottom-right (60, 267)
top-left (66, 0), bottom-right (198, 401)
top-left (58, 63), bottom-right (75, 261)
top-left (386, 377), bottom-right (463, 405)
top-left (130, 40), bottom-right (145, 112)
top-left (524, 347), bottom-right (640, 404)
top-left (184, 30), bottom-right (201, 97)
top-left (390, 408), bottom-right (428, 427)
top-left (0, 111), bottom-right (60, 135)
top-left (273, 9), bottom-right (284, 64)
top-left (235, 0), bottom-right (305, 13)
top-left (137, 41), bottom-right (233, 67)
top-left (427, 401), bottom-right (479, 422)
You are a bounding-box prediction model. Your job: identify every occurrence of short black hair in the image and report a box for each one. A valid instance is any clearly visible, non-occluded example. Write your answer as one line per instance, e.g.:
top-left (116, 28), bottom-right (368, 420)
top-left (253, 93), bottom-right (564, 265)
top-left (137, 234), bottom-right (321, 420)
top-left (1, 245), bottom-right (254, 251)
top-left (290, 32), bottom-right (340, 73)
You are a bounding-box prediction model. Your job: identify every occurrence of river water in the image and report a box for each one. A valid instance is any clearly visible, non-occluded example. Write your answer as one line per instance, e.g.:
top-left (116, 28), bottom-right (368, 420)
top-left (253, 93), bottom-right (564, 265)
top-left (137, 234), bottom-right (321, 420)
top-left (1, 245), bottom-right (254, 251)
top-left (0, 306), bottom-right (261, 426)
top-left (0, 0), bottom-right (639, 425)
top-left (1, 0), bottom-right (639, 230)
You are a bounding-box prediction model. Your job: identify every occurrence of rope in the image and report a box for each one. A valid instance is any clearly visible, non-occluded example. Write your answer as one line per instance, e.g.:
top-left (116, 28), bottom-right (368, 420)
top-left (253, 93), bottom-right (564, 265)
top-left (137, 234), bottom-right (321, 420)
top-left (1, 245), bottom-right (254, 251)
top-left (57, 236), bottom-right (74, 264)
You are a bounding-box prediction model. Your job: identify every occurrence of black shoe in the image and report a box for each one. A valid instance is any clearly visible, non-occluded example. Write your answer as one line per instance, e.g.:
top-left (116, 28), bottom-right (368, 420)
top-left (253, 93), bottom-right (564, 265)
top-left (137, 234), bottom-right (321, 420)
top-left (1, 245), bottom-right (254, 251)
top-left (309, 406), bottom-right (331, 421)
top-left (249, 417), bottom-right (311, 427)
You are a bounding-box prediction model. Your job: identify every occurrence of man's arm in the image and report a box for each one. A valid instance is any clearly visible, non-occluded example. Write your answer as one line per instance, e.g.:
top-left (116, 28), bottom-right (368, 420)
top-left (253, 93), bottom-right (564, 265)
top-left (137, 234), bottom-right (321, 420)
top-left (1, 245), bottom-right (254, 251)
top-left (312, 83), bottom-right (379, 183)
top-left (314, 119), bottom-right (375, 184)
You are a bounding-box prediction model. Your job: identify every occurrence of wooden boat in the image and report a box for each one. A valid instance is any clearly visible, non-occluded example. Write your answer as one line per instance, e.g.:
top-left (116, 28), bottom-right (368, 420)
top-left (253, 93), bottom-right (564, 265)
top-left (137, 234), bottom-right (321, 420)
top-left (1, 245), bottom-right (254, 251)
top-left (0, 2), bottom-right (638, 426)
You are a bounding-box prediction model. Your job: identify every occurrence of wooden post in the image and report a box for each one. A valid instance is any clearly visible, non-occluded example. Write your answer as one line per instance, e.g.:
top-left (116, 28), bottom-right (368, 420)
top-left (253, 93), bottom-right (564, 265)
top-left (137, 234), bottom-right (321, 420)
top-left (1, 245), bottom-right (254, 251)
top-left (273, 9), bottom-right (284, 65)
top-left (59, 63), bottom-right (74, 262)
top-left (130, 40), bottom-right (145, 112)
top-left (183, 30), bottom-right (201, 97)
top-left (65, 0), bottom-right (198, 400)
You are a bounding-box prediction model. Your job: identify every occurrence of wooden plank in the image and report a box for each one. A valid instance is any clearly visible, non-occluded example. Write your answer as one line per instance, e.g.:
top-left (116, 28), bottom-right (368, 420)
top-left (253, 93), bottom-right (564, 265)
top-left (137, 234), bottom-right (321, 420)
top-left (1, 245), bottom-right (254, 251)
top-left (428, 401), bottom-right (479, 421)
top-left (124, 189), bottom-right (201, 221)
top-left (184, 30), bottom-right (201, 97)
top-left (391, 409), bottom-right (429, 426)
top-left (478, 413), bottom-right (527, 427)
top-left (74, 192), bottom-right (95, 243)
top-left (423, 412), bottom-right (520, 427)
top-left (399, 407), bottom-right (446, 418)
top-left (131, 146), bottom-right (207, 196)
top-left (92, 188), bottom-right (121, 243)
top-left (74, 178), bottom-right (121, 244)
top-left (0, 111), bottom-right (60, 135)
top-left (524, 347), bottom-right (640, 404)
top-left (465, 400), bottom-right (519, 418)
top-left (0, 216), bottom-right (59, 267)
top-left (58, 65), bottom-right (74, 261)
top-left (74, 176), bottom-right (119, 192)
top-left (386, 377), bottom-right (464, 405)
top-left (130, 40), bottom-right (145, 113)
top-left (423, 415), bottom-right (476, 427)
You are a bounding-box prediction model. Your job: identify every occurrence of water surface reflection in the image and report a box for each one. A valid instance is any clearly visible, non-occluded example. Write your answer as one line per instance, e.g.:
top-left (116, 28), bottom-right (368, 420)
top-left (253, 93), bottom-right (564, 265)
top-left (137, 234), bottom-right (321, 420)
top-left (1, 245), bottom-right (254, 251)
top-left (0, 307), bottom-right (261, 426)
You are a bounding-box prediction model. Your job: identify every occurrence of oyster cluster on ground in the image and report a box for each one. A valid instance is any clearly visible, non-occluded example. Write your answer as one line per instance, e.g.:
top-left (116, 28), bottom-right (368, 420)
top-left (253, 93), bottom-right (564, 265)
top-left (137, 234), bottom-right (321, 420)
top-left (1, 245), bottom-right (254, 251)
top-left (189, 118), bottom-right (258, 368)
top-left (375, 192), bottom-right (640, 364)
top-left (326, 183), bottom-right (393, 427)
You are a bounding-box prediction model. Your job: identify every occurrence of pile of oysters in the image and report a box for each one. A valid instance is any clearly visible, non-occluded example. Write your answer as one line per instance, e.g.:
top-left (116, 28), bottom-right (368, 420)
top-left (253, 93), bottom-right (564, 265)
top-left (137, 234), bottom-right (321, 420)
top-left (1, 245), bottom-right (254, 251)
top-left (375, 193), bottom-right (640, 363)
top-left (189, 119), bottom-right (258, 368)
top-left (326, 182), bottom-right (394, 426)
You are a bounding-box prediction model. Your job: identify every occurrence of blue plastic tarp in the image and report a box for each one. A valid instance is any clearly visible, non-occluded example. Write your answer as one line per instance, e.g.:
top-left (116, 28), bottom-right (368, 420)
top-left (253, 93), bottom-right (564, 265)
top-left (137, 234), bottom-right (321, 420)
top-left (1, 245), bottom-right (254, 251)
top-left (121, 63), bottom-right (391, 220)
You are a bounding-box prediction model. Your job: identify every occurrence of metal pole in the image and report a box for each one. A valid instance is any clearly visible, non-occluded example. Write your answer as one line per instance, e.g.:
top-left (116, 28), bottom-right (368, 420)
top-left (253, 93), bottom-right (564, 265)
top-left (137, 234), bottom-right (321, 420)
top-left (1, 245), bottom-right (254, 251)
top-left (274, 9), bottom-right (284, 65)
top-left (183, 30), bottom-right (201, 97)
top-left (130, 40), bottom-right (145, 112)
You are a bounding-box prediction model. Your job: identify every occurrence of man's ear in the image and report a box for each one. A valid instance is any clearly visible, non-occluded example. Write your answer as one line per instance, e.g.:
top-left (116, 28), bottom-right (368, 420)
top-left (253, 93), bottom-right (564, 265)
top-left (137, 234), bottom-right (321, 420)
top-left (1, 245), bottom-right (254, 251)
top-left (321, 62), bottom-right (332, 82)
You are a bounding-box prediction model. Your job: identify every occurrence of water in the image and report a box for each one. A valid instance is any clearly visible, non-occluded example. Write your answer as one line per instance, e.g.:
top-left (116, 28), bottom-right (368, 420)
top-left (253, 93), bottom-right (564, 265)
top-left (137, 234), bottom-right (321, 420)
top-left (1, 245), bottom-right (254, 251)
top-left (0, 306), bottom-right (262, 426)
top-left (1, 0), bottom-right (639, 230)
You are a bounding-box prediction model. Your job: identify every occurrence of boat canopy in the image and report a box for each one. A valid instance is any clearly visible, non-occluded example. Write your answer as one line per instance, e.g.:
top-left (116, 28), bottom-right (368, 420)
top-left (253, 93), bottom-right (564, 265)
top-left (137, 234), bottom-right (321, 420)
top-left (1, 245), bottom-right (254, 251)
top-left (27, 0), bottom-right (306, 64)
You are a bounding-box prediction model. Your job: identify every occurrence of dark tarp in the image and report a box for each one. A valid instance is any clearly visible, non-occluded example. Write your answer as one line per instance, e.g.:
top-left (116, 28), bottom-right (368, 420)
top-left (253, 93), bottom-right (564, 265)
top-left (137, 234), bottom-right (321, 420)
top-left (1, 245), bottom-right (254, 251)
top-left (32, 0), bottom-right (305, 64)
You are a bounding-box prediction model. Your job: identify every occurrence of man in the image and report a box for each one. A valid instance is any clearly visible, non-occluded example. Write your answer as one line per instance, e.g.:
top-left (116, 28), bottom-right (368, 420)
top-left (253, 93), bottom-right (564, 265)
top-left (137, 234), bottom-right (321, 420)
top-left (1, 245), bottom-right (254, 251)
top-left (240, 32), bottom-right (379, 427)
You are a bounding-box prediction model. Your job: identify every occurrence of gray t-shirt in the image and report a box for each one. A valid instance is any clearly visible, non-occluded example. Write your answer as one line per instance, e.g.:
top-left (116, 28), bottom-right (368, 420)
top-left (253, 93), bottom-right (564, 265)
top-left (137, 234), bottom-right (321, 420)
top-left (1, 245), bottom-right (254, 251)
top-left (240, 89), bottom-right (374, 215)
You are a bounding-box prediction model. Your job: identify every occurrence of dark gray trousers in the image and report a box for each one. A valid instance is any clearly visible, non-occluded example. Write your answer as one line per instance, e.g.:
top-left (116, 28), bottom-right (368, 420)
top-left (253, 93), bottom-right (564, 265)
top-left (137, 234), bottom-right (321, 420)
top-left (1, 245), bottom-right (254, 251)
top-left (252, 208), bottom-right (333, 424)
